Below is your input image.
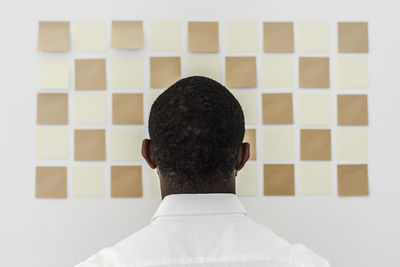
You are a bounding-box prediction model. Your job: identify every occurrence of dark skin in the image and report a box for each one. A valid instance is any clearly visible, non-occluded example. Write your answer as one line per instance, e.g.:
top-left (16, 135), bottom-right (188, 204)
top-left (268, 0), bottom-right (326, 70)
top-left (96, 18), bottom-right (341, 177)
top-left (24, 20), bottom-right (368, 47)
top-left (141, 139), bottom-right (250, 199)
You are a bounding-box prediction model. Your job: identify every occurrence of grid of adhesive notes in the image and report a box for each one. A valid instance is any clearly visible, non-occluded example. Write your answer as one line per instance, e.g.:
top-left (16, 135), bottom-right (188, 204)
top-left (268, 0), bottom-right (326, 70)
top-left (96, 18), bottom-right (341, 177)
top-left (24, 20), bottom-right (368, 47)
top-left (35, 20), bottom-right (369, 199)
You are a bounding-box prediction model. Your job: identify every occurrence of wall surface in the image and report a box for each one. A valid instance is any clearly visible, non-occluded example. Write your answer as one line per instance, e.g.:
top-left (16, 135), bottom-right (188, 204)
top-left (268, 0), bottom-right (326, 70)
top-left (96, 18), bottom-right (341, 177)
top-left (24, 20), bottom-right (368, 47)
top-left (0, 0), bottom-right (399, 267)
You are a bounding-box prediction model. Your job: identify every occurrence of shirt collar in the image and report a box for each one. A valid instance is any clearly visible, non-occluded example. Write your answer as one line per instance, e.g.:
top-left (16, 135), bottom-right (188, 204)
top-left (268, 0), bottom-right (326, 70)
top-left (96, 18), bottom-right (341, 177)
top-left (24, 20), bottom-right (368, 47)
top-left (151, 193), bottom-right (248, 223)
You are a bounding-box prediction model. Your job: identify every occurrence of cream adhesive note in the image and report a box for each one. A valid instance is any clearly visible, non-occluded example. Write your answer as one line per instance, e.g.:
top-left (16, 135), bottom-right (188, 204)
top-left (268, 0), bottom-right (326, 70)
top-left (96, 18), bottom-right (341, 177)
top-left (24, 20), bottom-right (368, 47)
top-left (337, 128), bottom-right (368, 161)
top-left (149, 21), bottom-right (181, 52)
top-left (111, 57), bottom-right (144, 89)
top-left (300, 163), bottom-right (332, 195)
top-left (74, 21), bottom-right (107, 52)
top-left (37, 57), bottom-right (69, 89)
top-left (236, 163), bottom-right (257, 196)
top-left (110, 129), bottom-right (142, 161)
top-left (186, 55), bottom-right (220, 82)
top-left (337, 57), bottom-right (369, 88)
top-left (226, 21), bottom-right (258, 53)
top-left (261, 55), bottom-right (294, 87)
top-left (148, 168), bottom-right (161, 197)
top-left (74, 92), bottom-right (107, 124)
top-left (231, 91), bottom-right (258, 125)
top-left (36, 127), bottom-right (69, 160)
top-left (297, 22), bottom-right (330, 53)
top-left (298, 94), bottom-right (331, 125)
top-left (263, 129), bottom-right (295, 161)
top-left (72, 166), bottom-right (105, 198)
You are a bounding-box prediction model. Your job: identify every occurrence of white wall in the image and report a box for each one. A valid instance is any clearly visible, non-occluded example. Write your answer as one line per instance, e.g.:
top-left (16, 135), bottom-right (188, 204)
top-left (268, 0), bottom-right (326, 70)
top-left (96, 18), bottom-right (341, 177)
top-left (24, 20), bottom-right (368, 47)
top-left (0, 0), bottom-right (399, 267)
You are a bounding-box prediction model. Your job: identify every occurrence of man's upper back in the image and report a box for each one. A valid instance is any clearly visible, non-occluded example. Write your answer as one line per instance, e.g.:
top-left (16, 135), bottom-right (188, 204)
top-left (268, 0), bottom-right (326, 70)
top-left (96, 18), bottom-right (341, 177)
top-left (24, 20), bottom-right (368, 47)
top-left (75, 194), bottom-right (330, 267)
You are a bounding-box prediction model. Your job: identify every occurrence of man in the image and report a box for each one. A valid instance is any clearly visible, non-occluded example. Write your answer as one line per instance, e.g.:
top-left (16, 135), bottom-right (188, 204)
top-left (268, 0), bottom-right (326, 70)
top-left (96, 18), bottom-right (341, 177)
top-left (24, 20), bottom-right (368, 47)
top-left (76, 76), bottom-right (330, 267)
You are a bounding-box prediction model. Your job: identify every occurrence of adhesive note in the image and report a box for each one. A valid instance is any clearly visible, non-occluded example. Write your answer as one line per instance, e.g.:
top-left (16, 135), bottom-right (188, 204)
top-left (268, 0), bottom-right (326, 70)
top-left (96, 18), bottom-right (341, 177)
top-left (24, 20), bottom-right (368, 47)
top-left (297, 22), bottom-right (330, 53)
top-left (111, 166), bottom-right (142, 197)
top-left (188, 21), bottom-right (219, 52)
top-left (37, 21), bottom-right (70, 51)
top-left (225, 57), bottom-right (257, 88)
top-left (36, 166), bottom-right (67, 198)
top-left (300, 129), bottom-right (331, 160)
top-left (150, 57), bottom-right (181, 88)
top-left (337, 94), bottom-right (368, 125)
top-left (112, 93), bottom-right (143, 125)
top-left (261, 55), bottom-right (294, 87)
top-left (37, 93), bottom-right (68, 125)
top-left (149, 20), bottom-right (181, 52)
top-left (71, 166), bottom-right (105, 198)
top-left (111, 57), bottom-right (144, 89)
top-left (149, 90), bottom-right (163, 106)
top-left (186, 55), bottom-right (220, 82)
top-left (300, 163), bottom-right (332, 195)
top-left (231, 91), bottom-right (258, 124)
top-left (74, 129), bottom-right (106, 161)
top-left (338, 22), bottom-right (369, 53)
top-left (110, 128), bottom-right (142, 161)
top-left (148, 168), bottom-right (161, 197)
top-left (226, 21), bottom-right (258, 52)
top-left (337, 57), bottom-right (369, 88)
top-left (263, 22), bottom-right (294, 53)
top-left (111, 21), bottom-right (143, 49)
top-left (299, 57), bottom-right (330, 88)
top-left (263, 128), bottom-right (295, 161)
top-left (74, 21), bottom-right (107, 52)
top-left (236, 163), bottom-right (257, 196)
top-left (338, 164), bottom-right (369, 196)
top-left (262, 93), bottom-right (293, 124)
top-left (36, 57), bottom-right (69, 89)
top-left (337, 128), bottom-right (368, 161)
top-left (264, 164), bottom-right (295, 196)
top-left (75, 59), bottom-right (106, 90)
top-left (74, 92), bottom-right (107, 124)
top-left (36, 127), bottom-right (69, 160)
top-left (243, 129), bottom-right (257, 160)
top-left (298, 94), bottom-right (331, 126)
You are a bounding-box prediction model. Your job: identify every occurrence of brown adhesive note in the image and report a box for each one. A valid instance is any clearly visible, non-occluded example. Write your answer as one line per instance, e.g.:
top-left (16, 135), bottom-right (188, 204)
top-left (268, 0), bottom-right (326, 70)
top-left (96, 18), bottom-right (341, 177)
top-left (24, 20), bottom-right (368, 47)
top-left (150, 57), bottom-right (181, 88)
top-left (37, 93), bottom-right (68, 125)
top-left (225, 57), bottom-right (257, 88)
top-left (111, 166), bottom-right (142, 197)
top-left (112, 93), bottom-right (143, 125)
top-left (263, 22), bottom-right (294, 53)
top-left (299, 57), bottom-right (330, 88)
top-left (36, 166), bottom-right (67, 198)
top-left (75, 59), bottom-right (107, 90)
top-left (37, 21), bottom-right (70, 51)
top-left (188, 22), bottom-right (219, 52)
top-left (243, 129), bottom-right (257, 160)
top-left (338, 22), bottom-right (369, 53)
top-left (74, 129), bottom-right (106, 161)
top-left (337, 94), bottom-right (368, 126)
top-left (264, 164), bottom-right (295, 196)
top-left (111, 21), bottom-right (143, 49)
top-left (301, 129), bottom-right (331, 160)
top-left (338, 164), bottom-right (369, 196)
top-left (262, 93), bottom-right (293, 124)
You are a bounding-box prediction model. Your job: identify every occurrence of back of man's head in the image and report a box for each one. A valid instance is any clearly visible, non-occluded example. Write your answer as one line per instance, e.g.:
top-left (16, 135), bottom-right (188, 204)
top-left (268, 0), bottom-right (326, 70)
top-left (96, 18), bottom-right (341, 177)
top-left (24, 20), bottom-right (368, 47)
top-left (148, 76), bottom-right (245, 194)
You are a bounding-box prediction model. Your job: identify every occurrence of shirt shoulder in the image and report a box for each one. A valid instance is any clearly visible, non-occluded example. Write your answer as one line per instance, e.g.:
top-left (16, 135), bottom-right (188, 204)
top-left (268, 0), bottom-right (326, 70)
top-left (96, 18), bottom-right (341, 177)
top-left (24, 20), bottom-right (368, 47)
top-left (74, 225), bottom-right (153, 267)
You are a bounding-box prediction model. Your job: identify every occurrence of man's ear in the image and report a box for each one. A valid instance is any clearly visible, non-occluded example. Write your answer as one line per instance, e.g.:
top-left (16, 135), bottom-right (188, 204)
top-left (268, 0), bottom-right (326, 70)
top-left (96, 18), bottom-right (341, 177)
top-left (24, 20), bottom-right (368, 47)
top-left (141, 139), bottom-right (157, 169)
top-left (235, 142), bottom-right (250, 171)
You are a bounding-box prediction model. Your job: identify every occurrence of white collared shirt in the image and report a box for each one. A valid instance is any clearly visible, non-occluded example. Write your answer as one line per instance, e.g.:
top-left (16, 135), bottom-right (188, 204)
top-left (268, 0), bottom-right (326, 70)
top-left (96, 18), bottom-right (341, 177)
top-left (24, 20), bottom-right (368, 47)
top-left (75, 194), bottom-right (330, 267)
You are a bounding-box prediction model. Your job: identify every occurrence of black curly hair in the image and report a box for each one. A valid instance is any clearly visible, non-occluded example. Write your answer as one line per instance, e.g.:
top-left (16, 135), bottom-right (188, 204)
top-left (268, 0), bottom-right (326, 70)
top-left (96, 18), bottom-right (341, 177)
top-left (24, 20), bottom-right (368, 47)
top-left (148, 76), bottom-right (245, 193)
